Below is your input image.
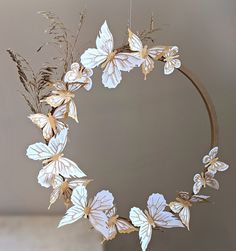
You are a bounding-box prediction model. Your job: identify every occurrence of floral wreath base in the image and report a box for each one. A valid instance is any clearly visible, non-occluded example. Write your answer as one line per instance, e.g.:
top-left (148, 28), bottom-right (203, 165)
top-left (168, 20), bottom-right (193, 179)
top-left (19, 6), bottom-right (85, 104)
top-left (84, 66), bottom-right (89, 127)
top-left (9, 13), bottom-right (229, 251)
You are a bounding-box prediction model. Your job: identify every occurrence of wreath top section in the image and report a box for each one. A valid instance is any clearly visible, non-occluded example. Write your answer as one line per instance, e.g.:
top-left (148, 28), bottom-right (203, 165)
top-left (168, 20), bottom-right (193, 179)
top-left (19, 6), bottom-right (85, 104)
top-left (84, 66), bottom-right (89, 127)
top-left (80, 20), bottom-right (181, 89)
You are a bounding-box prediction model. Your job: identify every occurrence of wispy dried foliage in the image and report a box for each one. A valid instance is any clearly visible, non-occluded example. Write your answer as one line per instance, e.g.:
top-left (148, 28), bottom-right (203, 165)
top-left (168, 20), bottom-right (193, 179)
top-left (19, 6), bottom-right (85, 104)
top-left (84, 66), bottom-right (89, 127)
top-left (37, 11), bottom-right (86, 75)
top-left (138, 14), bottom-right (159, 43)
top-left (7, 49), bottom-right (55, 113)
top-left (7, 11), bottom-right (86, 113)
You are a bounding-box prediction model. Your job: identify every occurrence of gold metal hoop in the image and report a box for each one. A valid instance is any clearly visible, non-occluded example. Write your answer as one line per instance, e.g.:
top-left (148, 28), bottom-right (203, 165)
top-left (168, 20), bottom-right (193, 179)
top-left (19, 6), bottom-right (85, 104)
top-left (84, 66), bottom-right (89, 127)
top-left (177, 65), bottom-right (219, 148)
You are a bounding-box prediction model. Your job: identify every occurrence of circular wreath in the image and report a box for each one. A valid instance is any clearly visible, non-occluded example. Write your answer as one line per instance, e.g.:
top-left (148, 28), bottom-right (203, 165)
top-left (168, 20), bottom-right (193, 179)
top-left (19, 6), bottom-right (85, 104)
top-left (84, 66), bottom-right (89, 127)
top-left (8, 14), bottom-right (229, 251)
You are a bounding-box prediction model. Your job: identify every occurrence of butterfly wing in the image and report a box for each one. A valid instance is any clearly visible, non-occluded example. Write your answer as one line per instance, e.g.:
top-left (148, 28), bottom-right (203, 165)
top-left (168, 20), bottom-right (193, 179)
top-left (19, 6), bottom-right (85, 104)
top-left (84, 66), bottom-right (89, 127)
top-left (165, 46), bottom-right (179, 57)
top-left (139, 222), bottom-right (152, 251)
top-left (43, 122), bottom-right (55, 140)
top-left (105, 207), bottom-right (135, 236)
top-left (205, 171), bottom-right (220, 190)
top-left (129, 207), bottom-right (148, 228)
top-left (164, 59), bottom-right (181, 75)
top-left (216, 161), bottom-right (229, 172)
top-left (208, 161), bottom-right (229, 174)
top-left (106, 207), bottom-right (116, 218)
top-left (66, 83), bottom-right (83, 92)
top-left (81, 48), bottom-right (108, 69)
top-left (147, 193), bottom-right (166, 217)
top-left (116, 218), bottom-right (137, 234)
top-left (115, 53), bottom-right (143, 72)
top-left (48, 128), bottom-right (68, 154)
top-left (102, 60), bottom-right (121, 88)
top-left (83, 77), bottom-right (93, 91)
top-left (90, 190), bottom-right (114, 212)
top-left (202, 146), bottom-right (218, 164)
top-left (89, 210), bottom-right (110, 239)
top-left (141, 56), bottom-right (155, 79)
top-left (96, 20), bottom-right (114, 54)
top-left (26, 142), bottom-right (55, 160)
top-left (169, 201), bottom-right (184, 214)
top-left (193, 173), bottom-right (204, 195)
top-left (128, 29), bottom-right (143, 52)
top-left (178, 191), bottom-right (191, 201)
top-left (28, 114), bottom-right (53, 140)
top-left (89, 190), bottom-right (114, 238)
top-left (148, 46), bottom-right (166, 60)
top-left (43, 157), bottom-right (86, 178)
top-left (154, 211), bottom-right (183, 229)
top-left (66, 71), bottom-right (93, 92)
top-left (163, 46), bottom-right (181, 75)
top-left (104, 207), bottom-right (118, 240)
top-left (179, 206), bottom-right (190, 230)
top-left (129, 207), bottom-right (151, 251)
top-left (107, 224), bottom-right (117, 241)
top-left (68, 100), bottom-right (78, 123)
top-left (37, 169), bottom-right (56, 188)
top-left (68, 179), bottom-right (93, 189)
top-left (102, 53), bottom-right (143, 88)
top-left (64, 62), bottom-right (80, 83)
top-left (28, 114), bottom-right (48, 129)
top-left (81, 20), bottom-right (113, 69)
top-left (55, 121), bottom-right (66, 134)
top-left (190, 194), bottom-right (210, 203)
top-left (58, 186), bottom-right (87, 227)
top-left (206, 178), bottom-right (220, 190)
top-left (48, 175), bottom-right (64, 209)
top-left (43, 94), bottom-right (66, 108)
top-left (148, 193), bottom-right (183, 229)
top-left (53, 104), bottom-right (67, 119)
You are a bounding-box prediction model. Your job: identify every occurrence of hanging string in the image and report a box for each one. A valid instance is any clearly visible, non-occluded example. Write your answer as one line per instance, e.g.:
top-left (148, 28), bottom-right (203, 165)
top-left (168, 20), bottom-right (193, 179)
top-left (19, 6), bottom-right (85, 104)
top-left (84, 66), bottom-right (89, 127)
top-left (129, 0), bottom-right (132, 29)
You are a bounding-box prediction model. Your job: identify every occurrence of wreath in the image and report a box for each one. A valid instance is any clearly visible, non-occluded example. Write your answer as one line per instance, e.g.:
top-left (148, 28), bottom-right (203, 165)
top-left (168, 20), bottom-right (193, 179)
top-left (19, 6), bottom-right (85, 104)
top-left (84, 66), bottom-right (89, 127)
top-left (8, 12), bottom-right (229, 251)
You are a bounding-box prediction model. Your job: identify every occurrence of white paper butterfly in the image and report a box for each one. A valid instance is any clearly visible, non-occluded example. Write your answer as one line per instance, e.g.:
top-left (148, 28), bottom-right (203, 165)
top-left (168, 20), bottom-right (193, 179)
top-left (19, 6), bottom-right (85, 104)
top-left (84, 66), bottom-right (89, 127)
top-left (193, 171), bottom-right (219, 195)
top-left (28, 104), bottom-right (67, 140)
top-left (37, 170), bottom-right (56, 188)
top-left (26, 128), bottom-right (86, 188)
top-left (162, 46), bottom-right (181, 75)
top-left (169, 192), bottom-right (209, 230)
top-left (202, 146), bottom-right (229, 175)
top-left (129, 193), bottom-right (183, 251)
top-left (58, 186), bottom-right (114, 239)
top-left (64, 62), bottom-right (93, 91)
top-left (48, 175), bottom-right (93, 209)
top-left (128, 29), bottom-right (166, 80)
top-left (80, 21), bottom-right (144, 89)
top-left (104, 207), bottom-right (137, 241)
top-left (42, 81), bottom-right (81, 123)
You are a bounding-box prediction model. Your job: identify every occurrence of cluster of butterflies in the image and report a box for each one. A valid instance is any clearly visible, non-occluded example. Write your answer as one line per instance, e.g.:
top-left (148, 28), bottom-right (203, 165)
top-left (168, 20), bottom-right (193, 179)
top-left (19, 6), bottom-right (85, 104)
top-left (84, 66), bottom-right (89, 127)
top-left (81, 20), bottom-right (181, 88)
top-left (25, 20), bottom-right (229, 251)
top-left (58, 187), bottom-right (184, 251)
top-left (55, 146), bottom-right (227, 251)
top-left (169, 147), bottom-right (229, 232)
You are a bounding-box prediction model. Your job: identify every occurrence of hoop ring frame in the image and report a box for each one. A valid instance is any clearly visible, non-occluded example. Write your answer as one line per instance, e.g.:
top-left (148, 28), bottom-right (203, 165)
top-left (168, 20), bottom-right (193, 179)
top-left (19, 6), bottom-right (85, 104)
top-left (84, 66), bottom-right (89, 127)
top-left (176, 65), bottom-right (218, 148)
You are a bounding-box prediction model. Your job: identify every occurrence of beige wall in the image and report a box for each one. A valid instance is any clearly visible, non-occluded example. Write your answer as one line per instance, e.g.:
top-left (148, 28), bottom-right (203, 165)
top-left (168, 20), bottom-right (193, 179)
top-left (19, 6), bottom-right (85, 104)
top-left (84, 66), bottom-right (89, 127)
top-left (0, 0), bottom-right (235, 250)
top-left (0, 216), bottom-right (104, 251)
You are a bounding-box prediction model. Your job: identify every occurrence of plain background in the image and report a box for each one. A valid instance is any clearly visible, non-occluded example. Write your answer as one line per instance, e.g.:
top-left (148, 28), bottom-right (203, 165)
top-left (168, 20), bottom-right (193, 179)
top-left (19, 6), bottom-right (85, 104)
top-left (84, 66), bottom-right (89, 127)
top-left (0, 0), bottom-right (235, 250)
